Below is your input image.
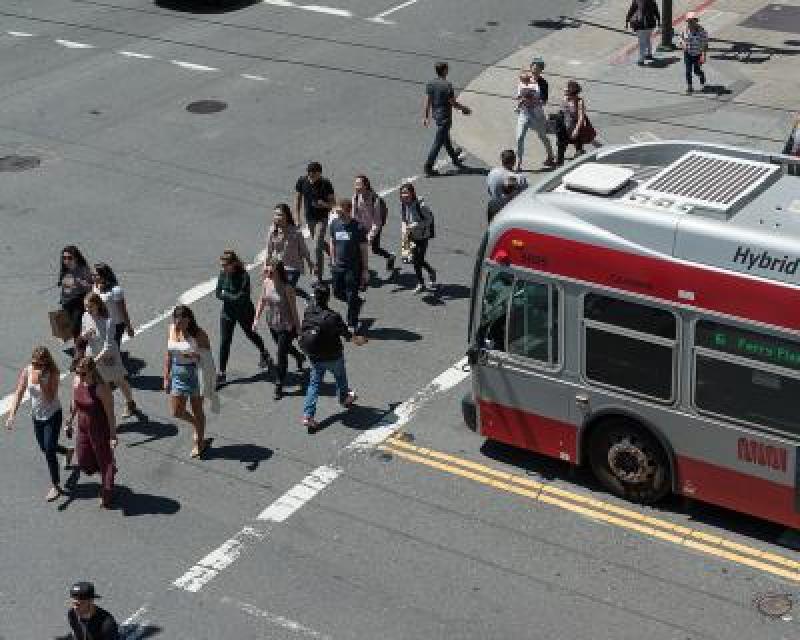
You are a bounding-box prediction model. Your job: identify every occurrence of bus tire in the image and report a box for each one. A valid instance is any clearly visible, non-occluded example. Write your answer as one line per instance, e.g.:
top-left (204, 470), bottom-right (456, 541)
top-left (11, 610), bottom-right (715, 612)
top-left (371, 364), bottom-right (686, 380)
top-left (462, 392), bottom-right (477, 432)
top-left (588, 419), bottom-right (670, 505)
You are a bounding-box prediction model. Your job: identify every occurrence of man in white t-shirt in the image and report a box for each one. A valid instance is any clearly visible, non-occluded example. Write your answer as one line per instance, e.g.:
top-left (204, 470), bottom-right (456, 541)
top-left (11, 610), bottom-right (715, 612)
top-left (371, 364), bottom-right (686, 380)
top-left (487, 149), bottom-right (529, 199)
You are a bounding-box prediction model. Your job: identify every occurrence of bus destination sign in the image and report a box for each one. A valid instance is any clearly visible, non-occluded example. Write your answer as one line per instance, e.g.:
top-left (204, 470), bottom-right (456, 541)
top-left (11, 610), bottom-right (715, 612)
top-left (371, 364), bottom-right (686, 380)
top-left (697, 320), bottom-right (800, 372)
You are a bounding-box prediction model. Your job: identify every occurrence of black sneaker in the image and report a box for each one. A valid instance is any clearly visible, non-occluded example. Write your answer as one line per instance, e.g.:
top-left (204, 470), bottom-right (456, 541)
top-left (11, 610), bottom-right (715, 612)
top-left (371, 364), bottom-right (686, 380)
top-left (424, 167), bottom-right (440, 177)
top-left (686, 85), bottom-right (693, 94)
top-left (453, 146), bottom-right (464, 159)
top-left (215, 372), bottom-right (226, 390)
top-left (273, 385), bottom-right (283, 401)
top-left (386, 255), bottom-right (396, 272)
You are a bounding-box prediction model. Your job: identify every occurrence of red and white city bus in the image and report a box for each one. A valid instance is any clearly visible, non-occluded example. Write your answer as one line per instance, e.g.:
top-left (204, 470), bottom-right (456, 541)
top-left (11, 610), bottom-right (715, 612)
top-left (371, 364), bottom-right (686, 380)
top-left (465, 140), bottom-right (800, 528)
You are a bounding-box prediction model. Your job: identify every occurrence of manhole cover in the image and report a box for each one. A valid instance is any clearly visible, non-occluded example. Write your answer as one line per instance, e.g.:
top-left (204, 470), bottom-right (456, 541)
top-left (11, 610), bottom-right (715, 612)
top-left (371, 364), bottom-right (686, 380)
top-left (186, 100), bottom-right (227, 114)
top-left (0, 155), bottom-right (40, 172)
top-left (753, 592), bottom-right (793, 618)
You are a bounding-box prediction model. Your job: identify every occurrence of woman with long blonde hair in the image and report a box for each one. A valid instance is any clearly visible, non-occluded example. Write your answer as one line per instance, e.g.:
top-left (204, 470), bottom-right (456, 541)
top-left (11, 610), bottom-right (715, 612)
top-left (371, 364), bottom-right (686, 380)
top-left (6, 346), bottom-right (73, 501)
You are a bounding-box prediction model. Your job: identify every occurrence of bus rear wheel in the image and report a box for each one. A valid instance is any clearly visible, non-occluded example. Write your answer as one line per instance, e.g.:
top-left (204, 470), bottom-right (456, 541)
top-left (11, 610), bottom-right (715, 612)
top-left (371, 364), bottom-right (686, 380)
top-left (588, 420), bottom-right (670, 505)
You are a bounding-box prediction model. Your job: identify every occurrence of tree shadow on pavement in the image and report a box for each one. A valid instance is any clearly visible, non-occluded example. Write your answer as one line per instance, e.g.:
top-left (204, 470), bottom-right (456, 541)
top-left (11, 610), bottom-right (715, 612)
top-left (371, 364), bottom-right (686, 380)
top-left (480, 439), bottom-right (790, 548)
top-left (202, 443), bottom-right (274, 471)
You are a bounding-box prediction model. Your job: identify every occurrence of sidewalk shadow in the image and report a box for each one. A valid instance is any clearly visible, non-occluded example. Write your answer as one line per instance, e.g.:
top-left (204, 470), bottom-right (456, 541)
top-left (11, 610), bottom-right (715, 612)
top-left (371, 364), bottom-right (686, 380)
top-left (203, 443), bottom-right (274, 471)
top-left (564, 16), bottom-right (628, 35)
top-left (480, 439), bottom-right (790, 548)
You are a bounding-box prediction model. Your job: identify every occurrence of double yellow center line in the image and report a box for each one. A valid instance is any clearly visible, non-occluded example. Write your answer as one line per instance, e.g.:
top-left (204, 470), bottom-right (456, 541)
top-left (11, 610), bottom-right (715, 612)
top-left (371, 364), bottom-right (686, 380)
top-left (382, 436), bottom-right (800, 583)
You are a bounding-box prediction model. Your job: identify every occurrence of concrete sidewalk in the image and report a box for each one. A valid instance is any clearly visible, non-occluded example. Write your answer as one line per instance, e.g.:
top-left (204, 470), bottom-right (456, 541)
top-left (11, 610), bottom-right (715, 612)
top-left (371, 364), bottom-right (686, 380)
top-left (453, 0), bottom-right (799, 170)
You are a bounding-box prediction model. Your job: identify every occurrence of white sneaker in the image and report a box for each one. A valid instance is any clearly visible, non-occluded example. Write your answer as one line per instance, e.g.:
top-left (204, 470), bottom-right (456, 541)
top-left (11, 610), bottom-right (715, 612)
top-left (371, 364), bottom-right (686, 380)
top-left (343, 391), bottom-right (358, 408)
top-left (413, 284), bottom-right (425, 294)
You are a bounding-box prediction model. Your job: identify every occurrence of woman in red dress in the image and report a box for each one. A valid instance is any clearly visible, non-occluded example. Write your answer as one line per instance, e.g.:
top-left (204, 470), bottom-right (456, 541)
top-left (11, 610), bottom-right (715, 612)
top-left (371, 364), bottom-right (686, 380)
top-left (66, 356), bottom-right (117, 508)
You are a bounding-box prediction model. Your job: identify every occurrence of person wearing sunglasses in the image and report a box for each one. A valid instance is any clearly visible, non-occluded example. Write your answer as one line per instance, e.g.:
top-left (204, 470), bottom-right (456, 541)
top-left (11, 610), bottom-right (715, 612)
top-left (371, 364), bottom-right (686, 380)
top-left (58, 245), bottom-right (92, 344)
top-left (5, 346), bottom-right (73, 502)
top-left (66, 356), bottom-right (117, 509)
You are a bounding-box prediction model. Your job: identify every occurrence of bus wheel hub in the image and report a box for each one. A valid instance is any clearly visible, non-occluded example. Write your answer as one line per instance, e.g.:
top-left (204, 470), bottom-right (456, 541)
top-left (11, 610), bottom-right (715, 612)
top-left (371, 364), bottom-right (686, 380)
top-left (608, 439), bottom-right (652, 483)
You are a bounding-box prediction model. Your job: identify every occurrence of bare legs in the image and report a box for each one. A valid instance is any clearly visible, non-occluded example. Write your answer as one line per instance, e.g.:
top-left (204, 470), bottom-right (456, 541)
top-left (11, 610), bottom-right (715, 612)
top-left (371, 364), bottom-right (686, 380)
top-left (170, 394), bottom-right (207, 457)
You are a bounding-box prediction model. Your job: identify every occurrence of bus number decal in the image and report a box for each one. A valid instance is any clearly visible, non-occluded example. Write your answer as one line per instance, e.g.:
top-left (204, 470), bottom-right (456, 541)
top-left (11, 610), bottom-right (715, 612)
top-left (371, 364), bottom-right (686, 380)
top-left (737, 438), bottom-right (788, 472)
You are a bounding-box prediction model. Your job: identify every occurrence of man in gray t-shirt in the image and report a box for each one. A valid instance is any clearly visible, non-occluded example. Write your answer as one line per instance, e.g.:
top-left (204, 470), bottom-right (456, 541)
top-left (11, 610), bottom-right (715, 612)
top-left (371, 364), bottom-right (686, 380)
top-left (423, 62), bottom-right (471, 177)
top-left (487, 149), bottom-right (529, 199)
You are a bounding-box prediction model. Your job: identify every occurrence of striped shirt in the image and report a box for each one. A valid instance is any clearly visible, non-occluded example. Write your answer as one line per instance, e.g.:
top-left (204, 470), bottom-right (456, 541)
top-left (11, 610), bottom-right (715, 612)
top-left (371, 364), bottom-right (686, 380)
top-left (681, 26), bottom-right (708, 56)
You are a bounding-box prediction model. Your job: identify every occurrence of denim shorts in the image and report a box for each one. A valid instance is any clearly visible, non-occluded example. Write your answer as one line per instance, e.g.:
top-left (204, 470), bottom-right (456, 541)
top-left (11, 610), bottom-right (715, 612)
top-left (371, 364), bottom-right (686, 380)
top-left (170, 362), bottom-right (200, 397)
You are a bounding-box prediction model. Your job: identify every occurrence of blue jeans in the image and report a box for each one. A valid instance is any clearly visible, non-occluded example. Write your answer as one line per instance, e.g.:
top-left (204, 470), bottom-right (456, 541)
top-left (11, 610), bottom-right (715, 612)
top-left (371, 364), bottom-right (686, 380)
top-left (303, 357), bottom-right (350, 418)
top-left (684, 52), bottom-right (705, 87)
top-left (425, 120), bottom-right (460, 169)
top-left (33, 409), bottom-right (68, 486)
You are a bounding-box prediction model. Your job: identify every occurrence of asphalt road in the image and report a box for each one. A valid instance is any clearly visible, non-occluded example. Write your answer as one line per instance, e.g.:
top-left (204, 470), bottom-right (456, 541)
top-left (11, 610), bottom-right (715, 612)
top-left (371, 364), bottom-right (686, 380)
top-left (1, 1), bottom-right (799, 639)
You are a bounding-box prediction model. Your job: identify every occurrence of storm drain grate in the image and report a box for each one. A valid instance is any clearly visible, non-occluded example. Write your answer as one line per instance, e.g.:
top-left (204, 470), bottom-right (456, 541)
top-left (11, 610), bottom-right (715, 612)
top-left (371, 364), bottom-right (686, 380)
top-left (186, 100), bottom-right (227, 114)
top-left (753, 592), bottom-right (793, 618)
top-left (0, 155), bottom-right (40, 172)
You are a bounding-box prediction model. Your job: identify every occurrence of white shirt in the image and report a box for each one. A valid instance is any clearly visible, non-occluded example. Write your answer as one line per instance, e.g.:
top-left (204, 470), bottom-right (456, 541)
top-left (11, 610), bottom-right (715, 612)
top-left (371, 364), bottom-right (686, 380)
top-left (487, 168), bottom-right (528, 199)
top-left (27, 365), bottom-right (61, 421)
top-left (95, 285), bottom-right (125, 326)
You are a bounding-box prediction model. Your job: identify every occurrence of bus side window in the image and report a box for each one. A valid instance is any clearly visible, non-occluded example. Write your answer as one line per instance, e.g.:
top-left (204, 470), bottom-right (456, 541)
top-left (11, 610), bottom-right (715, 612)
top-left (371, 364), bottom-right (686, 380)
top-left (476, 271), bottom-right (513, 351)
top-left (508, 280), bottom-right (559, 364)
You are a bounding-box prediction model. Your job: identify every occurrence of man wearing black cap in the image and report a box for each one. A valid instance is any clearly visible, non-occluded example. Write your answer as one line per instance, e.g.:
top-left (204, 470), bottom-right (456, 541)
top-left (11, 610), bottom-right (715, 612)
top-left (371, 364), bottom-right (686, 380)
top-left (67, 582), bottom-right (119, 640)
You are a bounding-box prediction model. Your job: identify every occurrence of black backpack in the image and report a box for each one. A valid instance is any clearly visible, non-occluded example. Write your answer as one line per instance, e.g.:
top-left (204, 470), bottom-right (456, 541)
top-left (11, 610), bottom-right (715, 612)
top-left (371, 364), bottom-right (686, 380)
top-left (421, 200), bottom-right (435, 239)
top-left (298, 307), bottom-right (330, 357)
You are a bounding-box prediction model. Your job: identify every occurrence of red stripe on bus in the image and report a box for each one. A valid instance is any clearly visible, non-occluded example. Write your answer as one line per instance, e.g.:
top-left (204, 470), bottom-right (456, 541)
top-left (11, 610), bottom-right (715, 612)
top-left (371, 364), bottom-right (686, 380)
top-left (478, 399), bottom-right (577, 462)
top-left (491, 229), bottom-right (800, 331)
top-left (478, 399), bottom-right (799, 527)
top-left (675, 455), bottom-right (800, 529)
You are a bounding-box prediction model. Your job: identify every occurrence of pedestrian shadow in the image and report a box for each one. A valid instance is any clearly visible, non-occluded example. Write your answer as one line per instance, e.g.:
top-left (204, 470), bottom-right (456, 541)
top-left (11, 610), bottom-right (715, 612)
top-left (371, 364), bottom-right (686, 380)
top-left (57, 475), bottom-right (180, 516)
top-left (388, 271), bottom-right (420, 293)
top-left (128, 374), bottom-right (166, 392)
top-left (529, 17), bottom-right (580, 30)
top-left (699, 84), bottom-right (732, 96)
top-left (123, 355), bottom-right (147, 377)
top-left (119, 418), bottom-right (179, 447)
top-left (709, 38), bottom-right (800, 62)
top-left (364, 327), bottom-right (423, 342)
top-left (219, 370), bottom-right (271, 389)
top-left (113, 485), bottom-right (181, 517)
top-left (480, 439), bottom-right (791, 549)
top-left (155, 0), bottom-right (259, 12)
top-left (645, 56), bottom-right (680, 69)
top-left (311, 403), bottom-right (398, 434)
top-left (202, 443), bottom-right (274, 471)
top-left (119, 623), bottom-right (163, 639)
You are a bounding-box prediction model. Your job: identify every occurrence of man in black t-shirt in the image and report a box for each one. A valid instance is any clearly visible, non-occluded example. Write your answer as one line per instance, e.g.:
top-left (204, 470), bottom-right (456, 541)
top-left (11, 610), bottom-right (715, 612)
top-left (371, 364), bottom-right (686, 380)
top-left (328, 199), bottom-right (368, 333)
top-left (66, 581), bottom-right (119, 640)
top-left (295, 161), bottom-right (335, 282)
top-left (423, 62), bottom-right (472, 177)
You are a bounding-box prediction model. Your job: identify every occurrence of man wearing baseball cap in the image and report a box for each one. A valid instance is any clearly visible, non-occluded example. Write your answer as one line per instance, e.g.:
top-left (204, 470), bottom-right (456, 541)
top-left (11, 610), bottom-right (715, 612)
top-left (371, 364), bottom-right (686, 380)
top-left (67, 581), bottom-right (119, 640)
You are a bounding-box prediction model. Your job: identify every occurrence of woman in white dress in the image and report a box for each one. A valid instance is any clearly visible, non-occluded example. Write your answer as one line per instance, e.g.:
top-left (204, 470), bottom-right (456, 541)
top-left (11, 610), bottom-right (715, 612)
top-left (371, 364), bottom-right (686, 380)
top-left (80, 292), bottom-right (139, 419)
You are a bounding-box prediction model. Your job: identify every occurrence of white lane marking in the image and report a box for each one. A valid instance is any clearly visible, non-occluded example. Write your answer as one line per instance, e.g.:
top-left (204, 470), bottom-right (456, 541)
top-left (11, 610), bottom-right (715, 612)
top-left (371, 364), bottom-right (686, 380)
top-left (118, 50), bottom-right (155, 59)
top-left (263, 0), bottom-right (352, 18)
top-left (258, 465), bottom-right (341, 521)
top-left (170, 60), bottom-right (220, 72)
top-left (7, 31), bottom-right (35, 37)
top-left (629, 131), bottom-right (661, 143)
top-left (241, 73), bottom-right (270, 82)
top-left (221, 597), bottom-right (333, 639)
top-left (55, 39), bottom-right (95, 49)
top-left (369, 0), bottom-right (418, 23)
top-left (174, 355), bottom-right (469, 593)
top-left (173, 526), bottom-right (266, 593)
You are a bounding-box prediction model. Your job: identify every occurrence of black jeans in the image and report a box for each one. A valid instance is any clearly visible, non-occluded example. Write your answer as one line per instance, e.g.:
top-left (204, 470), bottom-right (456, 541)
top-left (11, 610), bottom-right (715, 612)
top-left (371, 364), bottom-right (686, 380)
top-left (269, 328), bottom-right (304, 384)
top-left (331, 267), bottom-right (363, 330)
top-left (410, 238), bottom-right (435, 285)
top-left (33, 409), bottom-right (68, 486)
top-left (219, 302), bottom-right (267, 373)
top-left (425, 120), bottom-right (460, 169)
top-left (370, 229), bottom-right (394, 263)
top-left (684, 52), bottom-right (705, 87)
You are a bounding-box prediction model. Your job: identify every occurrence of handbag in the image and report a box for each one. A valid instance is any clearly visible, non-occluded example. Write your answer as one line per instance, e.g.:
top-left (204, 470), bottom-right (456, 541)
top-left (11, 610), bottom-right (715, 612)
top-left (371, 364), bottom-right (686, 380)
top-left (49, 309), bottom-right (72, 341)
top-left (574, 115), bottom-right (597, 145)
